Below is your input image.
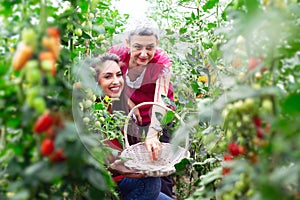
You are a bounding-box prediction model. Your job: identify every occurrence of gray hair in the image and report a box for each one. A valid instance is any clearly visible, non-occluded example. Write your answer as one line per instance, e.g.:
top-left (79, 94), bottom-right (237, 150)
top-left (126, 17), bottom-right (160, 41)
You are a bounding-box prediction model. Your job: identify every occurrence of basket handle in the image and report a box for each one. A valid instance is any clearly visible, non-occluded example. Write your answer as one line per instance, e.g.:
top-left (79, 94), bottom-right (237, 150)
top-left (123, 101), bottom-right (188, 150)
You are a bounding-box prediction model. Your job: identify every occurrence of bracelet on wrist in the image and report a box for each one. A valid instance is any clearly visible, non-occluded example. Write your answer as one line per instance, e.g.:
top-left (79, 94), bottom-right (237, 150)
top-left (150, 124), bottom-right (163, 136)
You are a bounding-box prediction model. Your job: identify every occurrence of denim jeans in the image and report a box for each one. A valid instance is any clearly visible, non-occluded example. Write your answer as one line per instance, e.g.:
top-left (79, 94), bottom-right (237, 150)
top-left (118, 177), bottom-right (173, 200)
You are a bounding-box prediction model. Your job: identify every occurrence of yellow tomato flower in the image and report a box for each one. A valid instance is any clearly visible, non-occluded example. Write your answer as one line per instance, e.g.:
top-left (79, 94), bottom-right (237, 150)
top-left (198, 75), bottom-right (208, 83)
top-left (104, 95), bottom-right (111, 103)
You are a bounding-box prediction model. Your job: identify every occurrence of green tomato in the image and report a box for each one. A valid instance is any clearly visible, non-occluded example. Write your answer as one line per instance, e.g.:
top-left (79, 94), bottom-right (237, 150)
top-left (21, 28), bottom-right (37, 47)
top-left (99, 116), bottom-right (105, 123)
top-left (41, 60), bottom-right (53, 71)
top-left (83, 117), bottom-right (90, 124)
top-left (74, 28), bottom-right (82, 36)
top-left (26, 68), bottom-right (41, 84)
top-left (82, 21), bottom-right (92, 30)
top-left (25, 60), bottom-right (39, 70)
top-left (235, 181), bottom-right (245, 190)
top-left (26, 87), bottom-right (39, 106)
top-left (246, 189), bottom-right (254, 197)
top-left (262, 99), bottom-right (273, 113)
top-left (32, 97), bottom-right (46, 114)
top-left (96, 34), bottom-right (105, 42)
top-left (83, 99), bottom-right (93, 109)
top-left (95, 121), bottom-right (101, 128)
top-left (67, 23), bottom-right (74, 30)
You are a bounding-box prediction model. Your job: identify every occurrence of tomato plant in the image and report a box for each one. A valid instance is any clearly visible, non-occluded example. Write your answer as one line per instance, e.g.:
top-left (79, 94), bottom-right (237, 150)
top-left (0, 0), bottom-right (127, 199)
top-left (148, 0), bottom-right (300, 199)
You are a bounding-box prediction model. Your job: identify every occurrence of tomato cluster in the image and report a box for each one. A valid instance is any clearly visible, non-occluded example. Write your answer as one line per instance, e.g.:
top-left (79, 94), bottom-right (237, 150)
top-left (33, 110), bottom-right (66, 163)
top-left (221, 97), bottom-right (273, 176)
top-left (12, 27), bottom-right (61, 114)
top-left (12, 27), bottom-right (60, 73)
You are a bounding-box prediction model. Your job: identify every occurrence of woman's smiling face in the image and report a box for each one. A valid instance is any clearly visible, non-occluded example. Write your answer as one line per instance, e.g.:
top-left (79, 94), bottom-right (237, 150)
top-left (97, 60), bottom-right (124, 98)
top-left (127, 35), bottom-right (158, 66)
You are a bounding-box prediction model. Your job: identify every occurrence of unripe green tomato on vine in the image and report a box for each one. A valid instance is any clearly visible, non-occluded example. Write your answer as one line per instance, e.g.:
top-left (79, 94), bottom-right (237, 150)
top-left (95, 121), bottom-right (101, 128)
top-left (82, 21), bottom-right (92, 30)
top-left (246, 189), bottom-right (254, 197)
top-left (41, 60), bottom-right (53, 71)
top-left (262, 99), bottom-right (272, 113)
top-left (83, 99), bottom-right (93, 109)
top-left (21, 28), bottom-right (37, 47)
top-left (83, 117), bottom-right (90, 124)
top-left (96, 34), bottom-right (105, 42)
top-left (99, 116), bottom-right (105, 123)
top-left (26, 68), bottom-right (41, 84)
top-left (25, 60), bottom-right (39, 69)
top-left (242, 115), bottom-right (251, 123)
top-left (235, 180), bottom-right (245, 190)
top-left (67, 23), bottom-right (73, 30)
top-left (75, 28), bottom-right (82, 36)
top-left (32, 97), bottom-right (46, 114)
top-left (26, 87), bottom-right (39, 106)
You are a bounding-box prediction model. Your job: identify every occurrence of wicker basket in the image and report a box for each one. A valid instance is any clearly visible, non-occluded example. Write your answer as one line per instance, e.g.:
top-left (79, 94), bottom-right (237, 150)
top-left (120, 102), bottom-right (190, 177)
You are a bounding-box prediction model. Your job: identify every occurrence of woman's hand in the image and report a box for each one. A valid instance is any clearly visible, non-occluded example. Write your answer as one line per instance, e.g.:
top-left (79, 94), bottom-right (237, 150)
top-left (133, 109), bottom-right (142, 125)
top-left (128, 99), bottom-right (142, 125)
top-left (110, 159), bottom-right (147, 178)
top-left (145, 129), bottom-right (162, 161)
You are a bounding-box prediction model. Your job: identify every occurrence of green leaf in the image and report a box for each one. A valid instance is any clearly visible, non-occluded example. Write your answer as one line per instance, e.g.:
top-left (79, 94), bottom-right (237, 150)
top-left (24, 161), bottom-right (46, 176)
top-left (282, 93), bottom-right (300, 115)
top-left (94, 102), bottom-right (105, 110)
top-left (161, 110), bottom-right (175, 125)
top-left (36, 163), bottom-right (67, 182)
top-left (199, 167), bottom-right (222, 185)
top-left (161, 95), bottom-right (176, 108)
top-left (207, 22), bottom-right (217, 29)
top-left (175, 158), bottom-right (191, 172)
top-left (179, 27), bottom-right (187, 34)
top-left (203, 0), bottom-right (219, 12)
top-left (6, 117), bottom-right (21, 128)
top-left (87, 168), bottom-right (106, 191)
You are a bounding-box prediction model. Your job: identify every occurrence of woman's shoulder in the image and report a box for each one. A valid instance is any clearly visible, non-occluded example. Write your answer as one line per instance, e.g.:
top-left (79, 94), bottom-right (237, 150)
top-left (152, 48), bottom-right (172, 68)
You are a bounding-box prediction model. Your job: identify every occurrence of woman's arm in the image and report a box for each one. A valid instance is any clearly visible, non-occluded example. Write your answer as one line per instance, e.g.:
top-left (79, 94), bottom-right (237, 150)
top-left (145, 73), bottom-right (171, 161)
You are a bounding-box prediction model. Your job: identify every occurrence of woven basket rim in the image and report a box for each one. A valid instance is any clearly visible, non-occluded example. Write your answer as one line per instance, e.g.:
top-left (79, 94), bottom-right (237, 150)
top-left (120, 142), bottom-right (190, 176)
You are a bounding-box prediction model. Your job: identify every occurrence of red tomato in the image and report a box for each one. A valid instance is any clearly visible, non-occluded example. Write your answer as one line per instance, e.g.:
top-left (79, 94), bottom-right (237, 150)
top-left (238, 145), bottom-right (246, 155)
top-left (224, 154), bottom-right (233, 161)
top-left (40, 139), bottom-right (55, 156)
top-left (252, 115), bottom-right (262, 127)
top-left (47, 27), bottom-right (60, 38)
top-left (228, 142), bottom-right (240, 156)
top-left (49, 149), bottom-right (66, 162)
top-left (34, 113), bottom-right (54, 133)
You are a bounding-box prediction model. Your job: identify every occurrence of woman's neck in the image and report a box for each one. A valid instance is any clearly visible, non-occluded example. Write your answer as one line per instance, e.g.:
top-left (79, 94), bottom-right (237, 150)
top-left (127, 65), bottom-right (146, 81)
